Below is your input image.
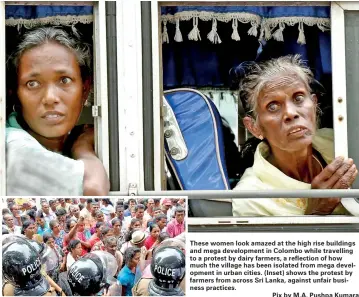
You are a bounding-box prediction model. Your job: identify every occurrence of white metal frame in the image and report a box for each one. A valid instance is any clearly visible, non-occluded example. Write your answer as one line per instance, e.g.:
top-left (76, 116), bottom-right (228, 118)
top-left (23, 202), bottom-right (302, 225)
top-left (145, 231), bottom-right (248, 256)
top-left (148, 1), bottom-right (359, 224)
top-left (0, 2), bottom-right (5, 196)
top-left (152, 1), bottom-right (346, 191)
top-left (93, 0), bottom-right (110, 177)
top-left (152, 0), bottom-right (164, 191)
top-left (0, 1), bottom-right (110, 195)
top-left (188, 216), bottom-right (359, 225)
top-left (116, 0), bottom-right (145, 192)
top-left (331, 2), bottom-right (349, 158)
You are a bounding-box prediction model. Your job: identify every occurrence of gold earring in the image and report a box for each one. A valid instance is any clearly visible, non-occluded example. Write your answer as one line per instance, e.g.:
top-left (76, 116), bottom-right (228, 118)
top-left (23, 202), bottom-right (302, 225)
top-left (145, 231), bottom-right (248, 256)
top-left (258, 135), bottom-right (263, 140)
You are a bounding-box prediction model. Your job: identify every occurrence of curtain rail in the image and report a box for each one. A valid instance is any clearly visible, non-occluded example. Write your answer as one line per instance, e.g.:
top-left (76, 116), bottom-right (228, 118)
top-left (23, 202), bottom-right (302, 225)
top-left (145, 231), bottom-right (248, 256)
top-left (109, 189), bottom-right (359, 198)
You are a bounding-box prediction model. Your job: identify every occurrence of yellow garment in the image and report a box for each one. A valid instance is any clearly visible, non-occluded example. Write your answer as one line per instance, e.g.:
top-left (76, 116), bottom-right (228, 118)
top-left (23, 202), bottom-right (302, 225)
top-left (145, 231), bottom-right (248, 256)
top-left (232, 128), bottom-right (347, 216)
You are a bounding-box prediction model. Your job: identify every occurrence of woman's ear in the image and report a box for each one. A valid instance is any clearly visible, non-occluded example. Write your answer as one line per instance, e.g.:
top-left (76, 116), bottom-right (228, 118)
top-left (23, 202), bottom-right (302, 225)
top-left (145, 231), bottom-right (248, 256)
top-left (243, 116), bottom-right (264, 140)
top-left (311, 93), bottom-right (318, 105)
top-left (82, 78), bottom-right (92, 105)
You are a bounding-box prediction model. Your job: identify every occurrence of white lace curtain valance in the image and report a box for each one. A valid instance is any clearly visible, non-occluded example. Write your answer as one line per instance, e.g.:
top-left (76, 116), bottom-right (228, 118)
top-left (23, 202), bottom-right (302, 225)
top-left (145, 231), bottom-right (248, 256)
top-left (161, 6), bottom-right (330, 45)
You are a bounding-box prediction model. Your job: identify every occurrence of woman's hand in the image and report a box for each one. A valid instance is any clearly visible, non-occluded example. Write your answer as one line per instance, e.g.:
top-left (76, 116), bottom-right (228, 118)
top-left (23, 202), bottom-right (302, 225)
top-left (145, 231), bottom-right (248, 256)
top-left (71, 126), bottom-right (110, 196)
top-left (307, 156), bottom-right (358, 214)
top-left (140, 246), bottom-right (147, 259)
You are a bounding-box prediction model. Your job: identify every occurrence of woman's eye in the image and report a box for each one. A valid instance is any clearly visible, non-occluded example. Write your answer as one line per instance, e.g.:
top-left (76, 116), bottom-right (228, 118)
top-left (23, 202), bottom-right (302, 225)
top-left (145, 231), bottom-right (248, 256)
top-left (267, 102), bottom-right (280, 112)
top-left (26, 81), bottom-right (40, 88)
top-left (294, 94), bottom-right (305, 102)
top-left (60, 77), bottom-right (72, 84)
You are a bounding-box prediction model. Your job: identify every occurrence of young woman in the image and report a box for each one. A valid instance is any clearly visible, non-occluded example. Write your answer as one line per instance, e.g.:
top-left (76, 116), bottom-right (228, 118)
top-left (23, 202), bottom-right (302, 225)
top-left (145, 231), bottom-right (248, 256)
top-left (101, 198), bottom-right (115, 221)
top-left (66, 239), bottom-right (82, 270)
top-left (117, 247), bottom-right (142, 296)
top-left (43, 233), bottom-right (65, 282)
top-left (6, 26), bottom-right (109, 196)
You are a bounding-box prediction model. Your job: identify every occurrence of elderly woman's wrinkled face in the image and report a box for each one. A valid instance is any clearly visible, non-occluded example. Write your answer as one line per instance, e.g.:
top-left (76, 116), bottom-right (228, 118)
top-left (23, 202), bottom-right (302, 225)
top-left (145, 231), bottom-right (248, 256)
top-left (17, 42), bottom-right (87, 139)
top-left (256, 76), bottom-right (316, 152)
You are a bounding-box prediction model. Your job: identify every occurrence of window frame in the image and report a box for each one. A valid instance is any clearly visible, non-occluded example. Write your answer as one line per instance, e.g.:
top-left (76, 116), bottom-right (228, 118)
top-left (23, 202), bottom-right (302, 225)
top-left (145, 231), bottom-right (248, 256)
top-left (116, 0), bottom-right (145, 193)
top-left (0, 2), bottom-right (5, 196)
top-left (0, 1), bottom-right (111, 195)
top-left (133, 1), bottom-right (359, 225)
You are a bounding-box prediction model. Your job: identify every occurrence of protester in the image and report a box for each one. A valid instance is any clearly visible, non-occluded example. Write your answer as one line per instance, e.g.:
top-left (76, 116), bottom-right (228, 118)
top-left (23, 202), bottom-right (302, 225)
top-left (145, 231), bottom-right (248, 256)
top-left (43, 233), bottom-right (65, 282)
top-left (49, 220), bottom-right (66, 249)
top-left (8, 203), bottom-right (22, 226)
top-left (69, 204), bottom-right (81, 221)
top-left (49, 200), bottom-right (58, 213)
top-left (55, 208), bottom-right (67, 230)
top-left (36, 210), bottom-right (51, 237)
top-left (104, 236), bottom-right (123, 274)
top-left (144, 199), bottom-right (155, 219)
top-left (91, 226), bottom-right (113, 251)
top-left (144, 224), bottom-right (160, 250)
top-left (101, 198), bottom-right (115, 221)
top-left (118, 247), bottom-right (142, 296)
top-left (3, 213), bottom-right (21, 234)
top-left (166, 206), bottom-right (185, 238)
top-left (41, 201), bottom-right (57, 223)
top-left (63, 217), bottom-right (90, 255)
top-left (124, 198), bottom-right (137, 217)
top-left (88, 221), bottom-right (104, 250)
top-left (21, 220), bottom-right (36, 240)
top-left (66, 239), bottom-right (82, 270)
top-left (2, 197), bottom-right (186, 296)
top-left (120, 230), bottom-right (146, 255)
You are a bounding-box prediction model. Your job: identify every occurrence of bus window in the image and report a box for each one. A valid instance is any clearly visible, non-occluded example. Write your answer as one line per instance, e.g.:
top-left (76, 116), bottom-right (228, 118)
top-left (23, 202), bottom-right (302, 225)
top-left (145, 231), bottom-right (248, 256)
top-left (146, 2), bottom-right (359, 220)
top-left (1, 1), bottom-right (110, 196)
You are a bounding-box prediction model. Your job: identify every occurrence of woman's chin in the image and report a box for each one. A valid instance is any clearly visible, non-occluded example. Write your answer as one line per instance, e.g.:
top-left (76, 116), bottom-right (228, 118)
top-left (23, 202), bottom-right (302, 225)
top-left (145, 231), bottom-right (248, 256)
top-left (32, 127), bottom-right (70, 140)
top-left (286, 136), bottom-right (313, 151)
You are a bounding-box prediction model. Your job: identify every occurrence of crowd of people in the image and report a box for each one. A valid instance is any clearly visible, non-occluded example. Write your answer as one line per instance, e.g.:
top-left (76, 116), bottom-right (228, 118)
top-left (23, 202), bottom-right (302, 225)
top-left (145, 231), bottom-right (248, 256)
top-left (2, 197), bottom-right (186, 296)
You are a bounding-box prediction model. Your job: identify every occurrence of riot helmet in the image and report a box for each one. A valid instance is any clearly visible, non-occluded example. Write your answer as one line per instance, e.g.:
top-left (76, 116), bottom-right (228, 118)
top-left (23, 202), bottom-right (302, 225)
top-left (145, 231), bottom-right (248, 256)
top-left (2, 235), bottom-right (50, 296)
top-left (148, 246), bottom-right (186, 296)
top-left (67, 252), bottom-right (105, 296)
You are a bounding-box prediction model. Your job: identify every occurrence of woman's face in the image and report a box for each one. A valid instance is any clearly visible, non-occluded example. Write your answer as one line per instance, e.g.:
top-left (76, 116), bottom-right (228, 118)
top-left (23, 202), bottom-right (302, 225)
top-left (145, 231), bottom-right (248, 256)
top-left (150, 226), bottom-right (160, 238)
top-left (132, 221), bottom-right (141, 229)
top-left (77, 222), bottom-right (85, 233)
top-left (113, 222), bottom-right (121, 234)
top-left (52, 222), bottom-right (60, 233)
top-left (25, 224), bottom-right (36, 239)
top-left (46, 237), bottom-right (55, 249)
top-left (73, 243), bottom-right (82, 257)
top-left (96, 213), bottom-right (104, 222)
top-left (17, 42), bottom-right (88, 139)
top-left (254, 76), bottom-right (316, 152)
top-left (129, 252), bottom-right (141, 268)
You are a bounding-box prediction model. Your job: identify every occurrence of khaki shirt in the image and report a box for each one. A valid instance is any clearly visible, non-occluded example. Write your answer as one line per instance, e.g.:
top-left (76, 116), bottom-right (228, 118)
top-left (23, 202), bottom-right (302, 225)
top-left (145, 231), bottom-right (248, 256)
top-left (132, 277), bottom-right (186, 296)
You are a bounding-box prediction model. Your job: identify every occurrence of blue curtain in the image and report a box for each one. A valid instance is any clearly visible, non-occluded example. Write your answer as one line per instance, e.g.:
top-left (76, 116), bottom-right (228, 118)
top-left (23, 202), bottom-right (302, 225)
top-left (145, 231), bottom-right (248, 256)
top-left (161, 6), bottom-right (331, 89)
top-left (5, 5), bottom-right (93, 20)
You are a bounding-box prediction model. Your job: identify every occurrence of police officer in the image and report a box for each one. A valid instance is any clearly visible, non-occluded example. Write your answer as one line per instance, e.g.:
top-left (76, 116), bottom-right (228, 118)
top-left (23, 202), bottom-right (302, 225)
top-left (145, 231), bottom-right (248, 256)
top-left (2, 235), bottom-right (57, 296)
top-left (58, 251), bottom-right (120, 296)
top-left (148, 246), bottom-right (186, 296)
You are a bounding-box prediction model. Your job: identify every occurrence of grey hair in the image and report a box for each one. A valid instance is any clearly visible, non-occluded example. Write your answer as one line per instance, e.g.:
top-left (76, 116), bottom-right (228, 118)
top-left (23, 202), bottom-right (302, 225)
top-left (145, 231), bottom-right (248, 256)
top-left (104, 236), bottom-right (117, 247)
top-left (239, 55), bottom-right (314, 119)
top-left (12, 26), bottom-right (92, 78)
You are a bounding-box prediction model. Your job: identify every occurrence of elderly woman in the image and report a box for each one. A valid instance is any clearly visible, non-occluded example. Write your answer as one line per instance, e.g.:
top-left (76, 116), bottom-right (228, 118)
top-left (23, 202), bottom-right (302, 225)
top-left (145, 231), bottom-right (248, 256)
top-left (233, 55), bottom-right (357, 216)
top-left (6, 26), bottom-right (109, 196)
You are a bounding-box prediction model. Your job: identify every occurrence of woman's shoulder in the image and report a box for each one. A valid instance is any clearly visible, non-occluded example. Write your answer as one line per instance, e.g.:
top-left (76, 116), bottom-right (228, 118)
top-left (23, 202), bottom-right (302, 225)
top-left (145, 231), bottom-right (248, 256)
top-left (233, 167), bottom-right (268, 191)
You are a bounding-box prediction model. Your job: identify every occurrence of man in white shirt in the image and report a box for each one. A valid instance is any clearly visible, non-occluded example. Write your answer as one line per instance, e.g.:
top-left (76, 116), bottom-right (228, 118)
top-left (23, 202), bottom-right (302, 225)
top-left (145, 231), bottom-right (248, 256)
top-left (41, 201), bottom-right (57, 224)
top-left (70, 205), bottom-right (81, 221)
top-left (3, 214), bottom-right (22, 234)
top-left (144, 198), bottom-right (155, 220)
